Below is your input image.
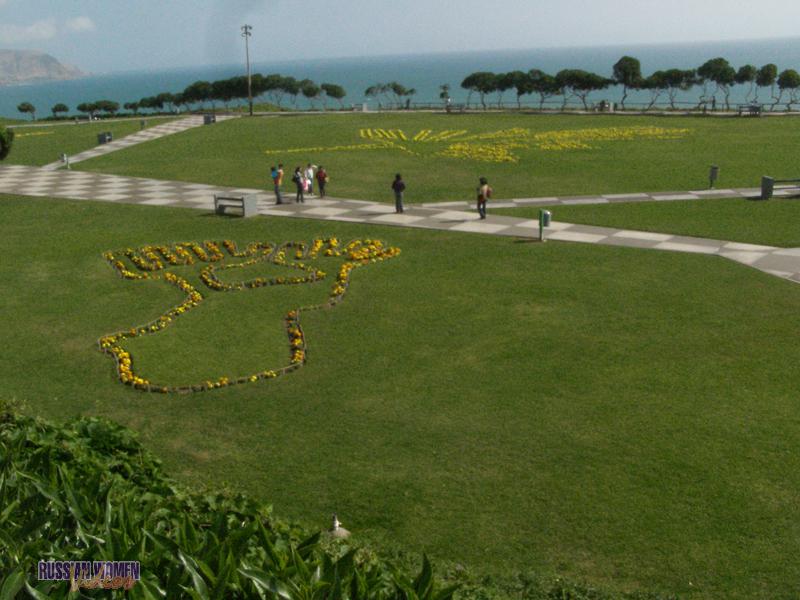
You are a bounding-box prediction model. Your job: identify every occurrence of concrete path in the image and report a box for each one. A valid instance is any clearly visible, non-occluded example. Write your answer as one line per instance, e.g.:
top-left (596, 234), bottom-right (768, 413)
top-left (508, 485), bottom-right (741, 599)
top-left (40, 115), bottom-right (239, 171)
top-left (2, 163), bottom-right (800, 284)
top-left (422, 187), bottom-right (781, 210)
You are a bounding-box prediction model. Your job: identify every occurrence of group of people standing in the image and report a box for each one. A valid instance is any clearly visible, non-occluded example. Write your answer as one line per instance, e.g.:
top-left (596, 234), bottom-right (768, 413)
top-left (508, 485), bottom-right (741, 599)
top-left (271, 163), bottom-right (329, 204)
top-left (270, 164), bottom-right (493, 219)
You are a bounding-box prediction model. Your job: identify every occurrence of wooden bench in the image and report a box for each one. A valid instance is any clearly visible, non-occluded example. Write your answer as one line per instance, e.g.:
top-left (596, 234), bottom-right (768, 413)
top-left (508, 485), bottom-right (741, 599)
top-left (445, 103), bottom-right (466, 114)
top-left (738, 104), bottom-right (762, 116)
top-left (760, 176), bottom-right (800, 200)
top-left (214, 193), bottom-right (258, 217)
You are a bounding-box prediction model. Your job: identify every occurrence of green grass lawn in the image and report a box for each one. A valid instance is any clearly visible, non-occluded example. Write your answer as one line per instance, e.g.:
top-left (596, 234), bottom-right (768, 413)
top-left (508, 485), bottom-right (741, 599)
top-left (4, 116), bottom-right (177, 166)
top-left (495, 196), bottom-right (800, 247)
top-left (71, 112), bottom-right (800, 203)
top-left (4, 194), bottom-right (800, 599)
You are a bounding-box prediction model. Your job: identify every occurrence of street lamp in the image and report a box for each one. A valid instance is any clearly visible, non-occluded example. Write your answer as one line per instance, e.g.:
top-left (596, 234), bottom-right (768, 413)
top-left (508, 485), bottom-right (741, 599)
top-left (241, 24), bottom-right (253, 116)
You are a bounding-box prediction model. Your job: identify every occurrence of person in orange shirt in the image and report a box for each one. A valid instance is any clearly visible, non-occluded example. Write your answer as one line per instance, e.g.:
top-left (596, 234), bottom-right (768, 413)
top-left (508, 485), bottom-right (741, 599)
top-left (477, 176), bottom-right (492, 219)
top-left (272, 163), bottom-right (285, 205)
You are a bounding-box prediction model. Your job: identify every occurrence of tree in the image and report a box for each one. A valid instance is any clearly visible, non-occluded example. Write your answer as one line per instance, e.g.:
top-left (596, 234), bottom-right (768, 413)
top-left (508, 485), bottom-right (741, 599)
top-left (0, 126), bottom-right (14, 160)
top-left (300, 79), bottom-right (321, 109)
top-left (555, 70), bottom-right (577, 109)
top-left (321, 83), bottom-right (346, 109)
top-left (572, 71), bottom-right (612, 110)
top-left (261, 74), bottom-right (287, 107)
top-left (697, 58), bottom-right (736, 110)
top-left (172, 93), bottom-right (186, 113)
top-left (777, 69), bottom-right (800, 110)
top-left (156, 92), bottom-right (176, 113)
top-left (281, 77), bottom-right (301, 107)
top-left (95, 100), bottom-right (120, 115)
top-left (494, 72), bottom-right (517, 108)
top-left (211, 79), bottom-right (236, 109)
top-left (658, 69), bottom-right (696, 109)
top-left (139, 96), bottom-right (163, 113)
top-left (735, 64), bottom-right (758, 102)
top-left (76, 102), bottom-right (98, 119)
top-left (508, 71), bottom-right (533, 108)
top-left (528, 69), bottom-right (559, 110)
top-left (756, 64), bottom-right (779, 108)
top-left (182, 80), bottom-right (212, 109)
top-left (51, 103), bottom-right (69, 118)
top-left (641, 72), bottom-right (667, 111)
top-left (612, 56), bottom-right (642, 109)
top-left (461, 72), bottom-right (496, 109)
top-left (17, 102), bottom-right (36, 121)
top-left (365, 83), bottom-right (389, 107)
top-left (555, 70), bottom-right (609, 110)
top-left (123, 101), bottom-right (140, 115)
top-left (383, 82), bottom-right (416, 107)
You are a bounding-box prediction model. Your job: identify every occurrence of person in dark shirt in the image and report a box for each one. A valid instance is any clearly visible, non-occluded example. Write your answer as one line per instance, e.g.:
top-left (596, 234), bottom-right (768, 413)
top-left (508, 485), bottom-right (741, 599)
top-left (292, 166), bottom-right (305, 203)
top-left (391, 173), bottom-right (406, 213)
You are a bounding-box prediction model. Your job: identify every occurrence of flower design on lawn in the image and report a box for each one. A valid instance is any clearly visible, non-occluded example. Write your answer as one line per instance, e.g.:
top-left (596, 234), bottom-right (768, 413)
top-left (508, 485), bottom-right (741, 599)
top-left (99, 238), bottom-right (400, 393)
top-left (263, 126), bottom-right (691, 164)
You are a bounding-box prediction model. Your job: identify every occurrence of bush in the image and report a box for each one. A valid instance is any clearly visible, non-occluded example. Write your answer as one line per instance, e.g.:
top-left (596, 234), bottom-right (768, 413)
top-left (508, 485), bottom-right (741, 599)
top-left (0, 127), bottom-right (14, 160)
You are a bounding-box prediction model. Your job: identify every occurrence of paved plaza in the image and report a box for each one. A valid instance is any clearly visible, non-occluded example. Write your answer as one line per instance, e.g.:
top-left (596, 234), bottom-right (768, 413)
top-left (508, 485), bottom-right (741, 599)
top-left (2, 161), bottom-right (800, 284)
top-left (3, 116), bottom-right (800, 285)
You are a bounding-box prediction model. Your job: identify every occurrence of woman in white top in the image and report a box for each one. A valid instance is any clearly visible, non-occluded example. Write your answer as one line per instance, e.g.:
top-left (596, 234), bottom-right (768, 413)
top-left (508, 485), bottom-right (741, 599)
top-left (305, 163), bottom-right (316, 196)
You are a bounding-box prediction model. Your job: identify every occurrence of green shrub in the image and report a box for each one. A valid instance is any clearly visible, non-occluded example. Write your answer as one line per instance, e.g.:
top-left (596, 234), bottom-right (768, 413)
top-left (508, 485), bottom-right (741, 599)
top-left (0, 127), bottom-right (14, 160)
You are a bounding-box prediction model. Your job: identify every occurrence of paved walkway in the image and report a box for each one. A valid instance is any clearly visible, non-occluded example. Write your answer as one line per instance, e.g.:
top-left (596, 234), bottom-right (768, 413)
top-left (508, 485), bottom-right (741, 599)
top-left (40, 115), bottom-right (239, 171)
top-left (2, 163), bottom-right (800, 284)
top-left (422, 187), bottom-right (774, 210)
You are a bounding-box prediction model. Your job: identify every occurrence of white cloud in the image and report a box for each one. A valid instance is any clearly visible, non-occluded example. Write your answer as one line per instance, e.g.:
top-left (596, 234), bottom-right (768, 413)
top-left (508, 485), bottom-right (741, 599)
top-left (0, 19), bottom-right (57, 44)
top-left (65, 16), bottom-right (96, 34)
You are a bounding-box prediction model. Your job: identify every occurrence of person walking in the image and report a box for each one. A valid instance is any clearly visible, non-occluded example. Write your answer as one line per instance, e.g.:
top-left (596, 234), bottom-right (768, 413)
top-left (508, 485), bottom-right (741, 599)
top-left (272, 163), bottom-right (284, 205)
top-left (476, 176), bottom-right (492, 219)
top-left (391, 173), bottom-right (406, 213)
top-left (292, 166), bottom-right (305, 203)
top-left (316, 166), bottom-right (328, 198)
top-left (305, 163), bottom-right (316, 196)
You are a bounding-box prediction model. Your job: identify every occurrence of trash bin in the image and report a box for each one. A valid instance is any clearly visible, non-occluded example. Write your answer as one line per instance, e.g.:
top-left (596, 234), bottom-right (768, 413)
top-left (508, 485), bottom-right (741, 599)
top-left (709, 165), bottom-right (719, 188)
top-left (203, 114), bottom-right (216, 125)
top-left (97, 132), bottom-right (112, 144)
top-left (761, 176), bottom-right (774, 200)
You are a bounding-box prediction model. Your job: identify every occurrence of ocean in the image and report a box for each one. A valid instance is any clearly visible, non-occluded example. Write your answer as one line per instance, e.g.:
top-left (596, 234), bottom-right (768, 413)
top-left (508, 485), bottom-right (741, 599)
top-left (3, 36), bottom-right (800, 118)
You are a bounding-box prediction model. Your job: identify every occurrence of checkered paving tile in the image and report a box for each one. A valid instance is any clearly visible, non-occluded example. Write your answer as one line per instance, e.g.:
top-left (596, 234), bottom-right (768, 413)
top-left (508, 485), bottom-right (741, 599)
top-left (422, 187), bottom-right (759, 210)
top-left (3, 163), bottom-right (800, 284)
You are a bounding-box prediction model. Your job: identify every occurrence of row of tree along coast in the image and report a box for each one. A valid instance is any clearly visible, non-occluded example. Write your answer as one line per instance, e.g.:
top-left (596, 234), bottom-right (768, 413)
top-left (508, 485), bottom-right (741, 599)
top-left (12, 56), bottom-right (800, 121)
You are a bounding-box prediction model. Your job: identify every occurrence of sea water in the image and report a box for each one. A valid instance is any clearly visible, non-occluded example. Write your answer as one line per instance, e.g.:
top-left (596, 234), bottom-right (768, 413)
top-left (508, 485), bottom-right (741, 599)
top-left (2, 36), bottom-right (800, 118)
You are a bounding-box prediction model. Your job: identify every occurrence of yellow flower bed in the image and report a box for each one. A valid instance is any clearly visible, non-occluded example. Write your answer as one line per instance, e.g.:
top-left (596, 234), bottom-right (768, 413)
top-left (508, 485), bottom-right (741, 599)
top-left (99, 237), bottom-right (401, 394)
top-left (263, 126), bottom-right (691, 164)
top-left (437, 142), bottom-right (526, 163)
top-left (14, 131), bottom-right (55, 138)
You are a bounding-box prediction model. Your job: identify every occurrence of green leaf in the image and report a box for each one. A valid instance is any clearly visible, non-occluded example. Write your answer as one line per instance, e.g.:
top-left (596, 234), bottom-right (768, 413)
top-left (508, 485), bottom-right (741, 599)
top-left (238, 568), bottom-right (292, 600)
top-left (23, 581), bottom-right (52, 600)
top-left (0, 569), bottom-right (26, 600)
top-left (413, 554), bottom-right (433, 597)
top-left (433, 584), bottom-right (461, 600)
top-left (178, 550), bottom-right (211, 600)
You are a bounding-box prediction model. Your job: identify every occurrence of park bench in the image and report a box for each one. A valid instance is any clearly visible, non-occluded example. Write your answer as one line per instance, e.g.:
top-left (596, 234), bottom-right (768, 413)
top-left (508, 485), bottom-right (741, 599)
top-left (737, 103), bottom-right (762, 116)
top-left (213, 193), bottom-right (258, 217)
top-left (445, 103), bottom-right (466, 114)
top-left (760, 176), bottom-right (800, 200)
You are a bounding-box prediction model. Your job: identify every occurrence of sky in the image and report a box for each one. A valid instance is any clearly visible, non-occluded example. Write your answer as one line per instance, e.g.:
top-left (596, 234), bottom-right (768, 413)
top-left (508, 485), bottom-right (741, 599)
top-left (3, 0), bottom-right (800, 73)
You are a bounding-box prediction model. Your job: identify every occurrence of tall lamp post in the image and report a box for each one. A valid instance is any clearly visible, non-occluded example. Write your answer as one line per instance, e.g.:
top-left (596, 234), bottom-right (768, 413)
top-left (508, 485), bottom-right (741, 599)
top-left (241, 24), bottom-right (253, 116)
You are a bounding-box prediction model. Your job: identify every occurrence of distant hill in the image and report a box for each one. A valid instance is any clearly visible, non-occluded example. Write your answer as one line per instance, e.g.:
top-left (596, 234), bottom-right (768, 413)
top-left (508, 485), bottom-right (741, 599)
top-left (0, 49), bottom-right (85, 85)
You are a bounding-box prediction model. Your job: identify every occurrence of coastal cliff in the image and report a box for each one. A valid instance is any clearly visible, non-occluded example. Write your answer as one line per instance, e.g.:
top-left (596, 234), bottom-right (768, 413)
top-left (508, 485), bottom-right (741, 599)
top-left (0, 49), bottom-right (85, 85)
